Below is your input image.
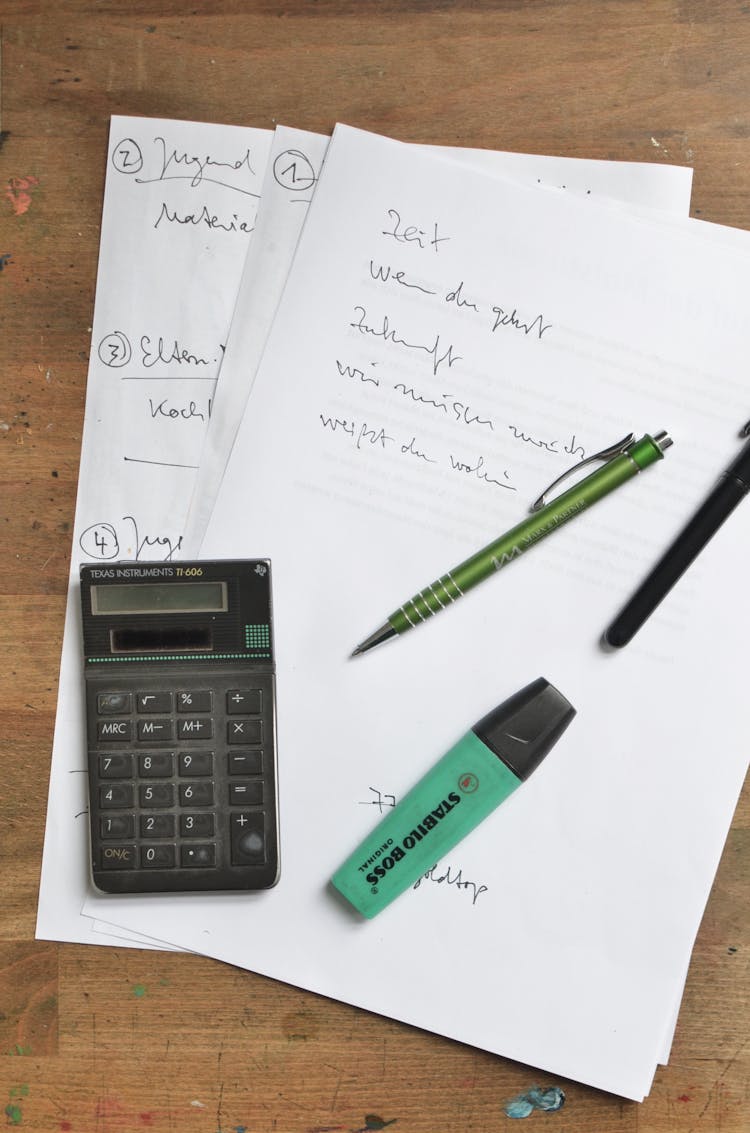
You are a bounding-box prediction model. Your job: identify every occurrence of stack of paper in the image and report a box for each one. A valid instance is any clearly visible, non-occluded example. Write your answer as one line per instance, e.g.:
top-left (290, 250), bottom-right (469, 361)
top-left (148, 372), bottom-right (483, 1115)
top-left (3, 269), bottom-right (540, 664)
top-left (37, 116), bottom-right (749, 1101)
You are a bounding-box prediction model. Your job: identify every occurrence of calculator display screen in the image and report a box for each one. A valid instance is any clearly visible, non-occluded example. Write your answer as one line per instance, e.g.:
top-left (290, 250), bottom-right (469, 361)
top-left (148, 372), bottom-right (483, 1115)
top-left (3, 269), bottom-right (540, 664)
top-left (91, 581), bottom-right (227, 616)
top-left (110, 625), bottom-right (213, 653)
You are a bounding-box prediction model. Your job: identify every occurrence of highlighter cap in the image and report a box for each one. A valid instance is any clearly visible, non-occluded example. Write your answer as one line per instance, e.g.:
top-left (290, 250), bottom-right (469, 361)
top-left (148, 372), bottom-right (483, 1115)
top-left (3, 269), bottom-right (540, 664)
top-left (472, 676), bottom-right (575, 781)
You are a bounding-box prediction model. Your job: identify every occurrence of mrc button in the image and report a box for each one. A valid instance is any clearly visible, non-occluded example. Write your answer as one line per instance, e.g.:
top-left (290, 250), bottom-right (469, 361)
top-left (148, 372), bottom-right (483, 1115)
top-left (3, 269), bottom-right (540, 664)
top-left (97, 719), bottom-right (132, 741)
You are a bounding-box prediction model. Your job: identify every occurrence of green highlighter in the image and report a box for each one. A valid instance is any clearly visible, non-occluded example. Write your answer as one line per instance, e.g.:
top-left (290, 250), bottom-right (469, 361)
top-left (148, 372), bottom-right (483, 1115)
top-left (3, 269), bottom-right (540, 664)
top-left (331, 677), bottom-right (576, 918)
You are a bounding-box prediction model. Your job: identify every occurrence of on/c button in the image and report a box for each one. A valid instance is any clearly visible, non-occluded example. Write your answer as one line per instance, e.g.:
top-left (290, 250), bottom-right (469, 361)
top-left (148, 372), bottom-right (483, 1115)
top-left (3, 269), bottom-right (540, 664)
top-left (100, 845), bottom-right (136, 869)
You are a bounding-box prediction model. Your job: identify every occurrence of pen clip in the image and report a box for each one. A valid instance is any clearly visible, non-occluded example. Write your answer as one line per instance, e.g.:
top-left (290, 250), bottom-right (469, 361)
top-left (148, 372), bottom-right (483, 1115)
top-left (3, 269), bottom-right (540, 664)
top-left (531, 432), bottom-right (636, 511)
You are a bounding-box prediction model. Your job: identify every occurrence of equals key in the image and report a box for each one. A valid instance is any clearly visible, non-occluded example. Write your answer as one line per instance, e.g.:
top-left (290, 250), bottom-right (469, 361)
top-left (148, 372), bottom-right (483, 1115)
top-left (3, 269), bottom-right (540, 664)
top-left (229, 782), bottom-right (264, 806)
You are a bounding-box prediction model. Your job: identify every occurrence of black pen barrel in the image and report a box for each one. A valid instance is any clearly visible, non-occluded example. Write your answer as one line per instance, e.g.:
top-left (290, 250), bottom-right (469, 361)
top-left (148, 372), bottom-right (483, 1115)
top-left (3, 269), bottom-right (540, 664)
top-left (605, 473), bottom-right (749, 647)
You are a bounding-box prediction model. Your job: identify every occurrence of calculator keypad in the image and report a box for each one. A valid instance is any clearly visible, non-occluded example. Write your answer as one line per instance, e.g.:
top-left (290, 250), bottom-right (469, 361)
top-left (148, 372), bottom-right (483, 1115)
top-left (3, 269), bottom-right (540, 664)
top-left (86, 673), bottom-right (277, 893)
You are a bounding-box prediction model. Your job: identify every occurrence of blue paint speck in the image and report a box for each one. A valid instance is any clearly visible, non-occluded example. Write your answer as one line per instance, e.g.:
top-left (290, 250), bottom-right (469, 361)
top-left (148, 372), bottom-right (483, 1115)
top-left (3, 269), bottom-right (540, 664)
top-left (504, 1086), bottom-right (565, 1119)
top-left (505, 1096), bottom-right (535, 1118)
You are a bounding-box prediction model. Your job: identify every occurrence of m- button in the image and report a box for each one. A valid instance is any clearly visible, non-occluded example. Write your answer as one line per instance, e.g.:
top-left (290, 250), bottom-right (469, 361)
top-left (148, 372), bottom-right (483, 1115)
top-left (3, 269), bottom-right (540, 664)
top-left (227, 719), bottom-right (262, 744)
top-left (137, 719), bottom-right (174, 741)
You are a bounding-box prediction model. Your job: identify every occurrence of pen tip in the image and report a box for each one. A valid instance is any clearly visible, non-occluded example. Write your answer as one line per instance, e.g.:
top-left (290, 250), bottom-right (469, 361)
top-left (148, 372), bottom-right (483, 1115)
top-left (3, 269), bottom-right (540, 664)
top-left (350, 623), bottom-right (397, 657)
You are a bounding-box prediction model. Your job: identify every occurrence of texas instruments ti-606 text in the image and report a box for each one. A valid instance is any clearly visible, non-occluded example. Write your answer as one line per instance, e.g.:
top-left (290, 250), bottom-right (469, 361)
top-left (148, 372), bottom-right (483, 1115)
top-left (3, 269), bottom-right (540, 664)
top-left (79, 559), bottom-right (279, 894)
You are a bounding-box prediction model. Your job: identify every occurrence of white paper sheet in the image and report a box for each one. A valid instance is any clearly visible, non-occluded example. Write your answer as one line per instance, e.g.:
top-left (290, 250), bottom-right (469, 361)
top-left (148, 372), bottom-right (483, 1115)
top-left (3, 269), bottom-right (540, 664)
top-left (181, 126), bottom-right (693, 553)
top-left (35, 119), bottom-right (692, 956)
top-left (82, 124), bottom-right (749, 1098)
top-left (35, 116), bottom-right (272, 945)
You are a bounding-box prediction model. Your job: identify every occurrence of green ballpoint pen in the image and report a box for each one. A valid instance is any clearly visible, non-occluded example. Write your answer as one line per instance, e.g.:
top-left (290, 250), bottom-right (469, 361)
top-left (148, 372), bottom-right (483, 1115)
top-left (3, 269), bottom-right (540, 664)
top-left (352, 430), bottom-right (672, 656)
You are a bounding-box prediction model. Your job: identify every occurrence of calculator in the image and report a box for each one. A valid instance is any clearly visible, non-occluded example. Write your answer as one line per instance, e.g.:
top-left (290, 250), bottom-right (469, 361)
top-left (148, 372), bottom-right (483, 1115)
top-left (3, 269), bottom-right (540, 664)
top-left (79, 559), bottom-right (279, 894)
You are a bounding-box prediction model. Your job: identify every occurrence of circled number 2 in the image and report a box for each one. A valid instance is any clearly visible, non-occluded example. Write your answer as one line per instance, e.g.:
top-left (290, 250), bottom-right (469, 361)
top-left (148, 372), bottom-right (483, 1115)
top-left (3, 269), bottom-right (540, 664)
top-left (111, 138), bottom-right (144, 175)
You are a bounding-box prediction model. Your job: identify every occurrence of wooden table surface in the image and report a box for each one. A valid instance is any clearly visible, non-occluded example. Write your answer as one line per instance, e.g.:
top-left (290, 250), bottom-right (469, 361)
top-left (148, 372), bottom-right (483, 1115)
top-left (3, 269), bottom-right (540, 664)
top-left (1, 2), bottom-right (747, 1130)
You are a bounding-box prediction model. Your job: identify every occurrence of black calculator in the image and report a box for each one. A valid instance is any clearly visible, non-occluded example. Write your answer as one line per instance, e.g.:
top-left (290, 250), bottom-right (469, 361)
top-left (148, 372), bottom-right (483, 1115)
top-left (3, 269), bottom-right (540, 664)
top-left (79, 559), bottom-right (279, 894)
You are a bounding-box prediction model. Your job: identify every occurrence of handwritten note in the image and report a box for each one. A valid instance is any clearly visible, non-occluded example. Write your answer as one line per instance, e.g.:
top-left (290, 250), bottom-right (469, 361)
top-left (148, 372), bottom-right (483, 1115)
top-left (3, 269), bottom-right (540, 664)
top-left (82, 125), bottom-right (750, 1100)
top-left (35, 116), bottom-right (272, 946)
top-left (182, 125), bottom-right (693, 552)
top-left (79, 118), bottom-right (271, 554)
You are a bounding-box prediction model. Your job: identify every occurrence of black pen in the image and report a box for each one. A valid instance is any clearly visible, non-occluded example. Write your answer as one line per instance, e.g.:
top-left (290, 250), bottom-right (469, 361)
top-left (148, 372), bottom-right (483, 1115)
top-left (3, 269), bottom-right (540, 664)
top-left (604, 422), bottom-right (750, 648)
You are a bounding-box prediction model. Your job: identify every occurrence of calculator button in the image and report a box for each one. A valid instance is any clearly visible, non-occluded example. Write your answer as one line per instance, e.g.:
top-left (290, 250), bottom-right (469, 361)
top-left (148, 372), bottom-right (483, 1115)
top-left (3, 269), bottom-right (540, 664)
top-left (100, 783), bottom-right (134, 809)
top-left (180, 813), bottom-right (215, 837)
top-left (179, 782), bottom-right (214, 807)
top-left (177, 691), bottom-right (212, 713)
top-left (231, 813), bottom-right (266, 864)
top-left (228, 751), bottom-right (263, 775)
top-left (139, 814), bottom-right (175, 838)
top-left (139, 752), bottom-right (174, 777)
top-left (139, 783), bottom-right (175, 808)
top-left (179, 752), bottom-right (213, 776)
top-left (181, 844), bottom-right (216, 868)
top-left (137, 692), bottom-right (172, 713)
top-left (227, 719), bottom-right (262, 744)
top-left (137, 719), bottom-right (174, 741)
top-left (99, 753), bottom-right (134, 779)
top-left (101, 815), bottom-right (135, 839)
top-left (141, 845), bottom-right (176, 869)
top-left (227, 689), bottom-right (261, 714)
top-left (101, 845), bottom-right (137, 869)
top-left (97, 720), bottom-right (132, 742)
top-left (97, 692), bottom-right (131, 714)
top-left (178, 718), bottom-right (212, 740)
top-left (229, 782), bottom-right (263, 806)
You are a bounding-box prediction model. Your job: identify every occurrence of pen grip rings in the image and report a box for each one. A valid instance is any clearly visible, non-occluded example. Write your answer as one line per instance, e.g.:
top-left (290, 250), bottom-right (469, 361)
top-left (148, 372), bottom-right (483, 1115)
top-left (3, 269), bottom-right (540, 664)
top-left (395, 573), bottom-right (464, 629)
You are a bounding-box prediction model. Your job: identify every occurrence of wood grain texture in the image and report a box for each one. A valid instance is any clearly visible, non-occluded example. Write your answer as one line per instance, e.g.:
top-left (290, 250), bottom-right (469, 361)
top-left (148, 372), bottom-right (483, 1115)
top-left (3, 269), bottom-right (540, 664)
top-left (0, 2), bottom-right (747, 1130)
